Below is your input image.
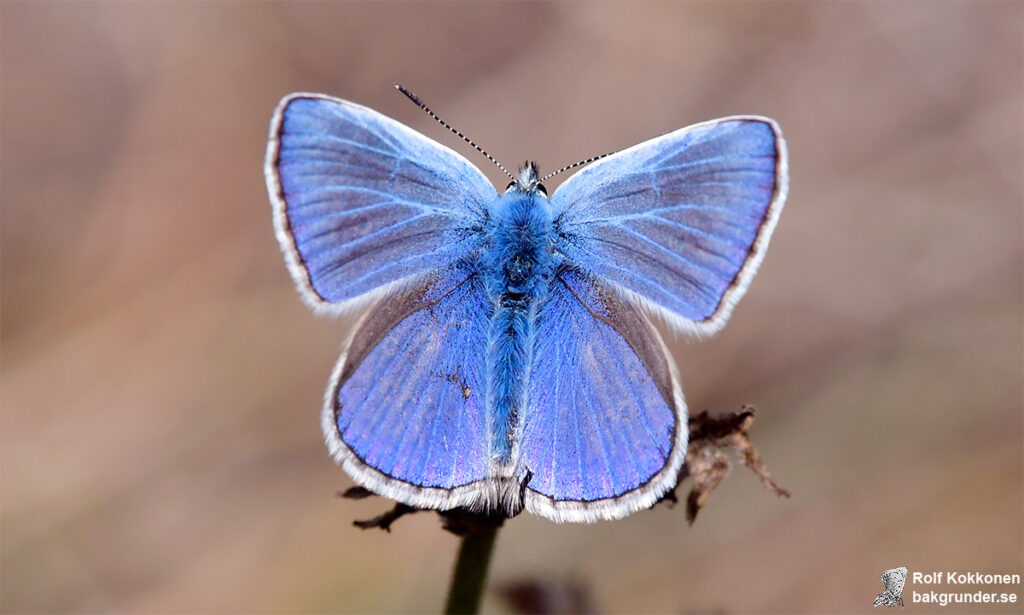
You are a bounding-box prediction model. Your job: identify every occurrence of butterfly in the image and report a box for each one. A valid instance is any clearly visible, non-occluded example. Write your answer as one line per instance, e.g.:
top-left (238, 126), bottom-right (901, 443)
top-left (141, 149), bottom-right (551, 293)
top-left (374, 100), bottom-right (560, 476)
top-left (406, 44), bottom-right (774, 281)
top-left (874, 567), bottom-right (908, 608)
top-left (264, 87), bottom-right (788, 523)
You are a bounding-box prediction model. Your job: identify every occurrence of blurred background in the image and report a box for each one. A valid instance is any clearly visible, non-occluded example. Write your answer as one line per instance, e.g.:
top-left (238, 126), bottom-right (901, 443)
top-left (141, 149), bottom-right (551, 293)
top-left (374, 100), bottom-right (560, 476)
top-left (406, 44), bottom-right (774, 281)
top-left (2, 2), bottom-right (1021, 613)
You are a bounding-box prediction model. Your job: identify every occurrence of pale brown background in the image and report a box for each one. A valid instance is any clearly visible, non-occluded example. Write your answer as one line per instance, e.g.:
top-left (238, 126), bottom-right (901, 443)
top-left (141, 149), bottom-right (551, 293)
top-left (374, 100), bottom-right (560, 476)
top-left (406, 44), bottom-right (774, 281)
top-left (2, 2), bottom-right (1022, 614)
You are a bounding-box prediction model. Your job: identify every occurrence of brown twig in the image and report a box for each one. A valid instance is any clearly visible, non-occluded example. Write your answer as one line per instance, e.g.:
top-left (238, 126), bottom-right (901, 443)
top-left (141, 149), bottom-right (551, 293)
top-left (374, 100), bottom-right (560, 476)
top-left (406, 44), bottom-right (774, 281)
top-left (659, 405), bottom-right (791, 524)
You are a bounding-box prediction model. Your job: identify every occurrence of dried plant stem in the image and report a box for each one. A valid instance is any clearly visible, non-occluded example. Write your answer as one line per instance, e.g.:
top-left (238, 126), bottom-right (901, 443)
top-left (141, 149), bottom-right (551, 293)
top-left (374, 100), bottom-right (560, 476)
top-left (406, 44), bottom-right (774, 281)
top-left (444, 526), bottom-right (499, 614)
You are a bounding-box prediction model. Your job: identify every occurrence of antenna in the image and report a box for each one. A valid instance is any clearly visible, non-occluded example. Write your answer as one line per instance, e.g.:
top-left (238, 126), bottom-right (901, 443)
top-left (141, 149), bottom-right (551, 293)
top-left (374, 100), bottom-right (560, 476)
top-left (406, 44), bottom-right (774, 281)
top-left (540, 151), bottom-right (613, 182)
top-left (395, 84), bottom-right (514, 182)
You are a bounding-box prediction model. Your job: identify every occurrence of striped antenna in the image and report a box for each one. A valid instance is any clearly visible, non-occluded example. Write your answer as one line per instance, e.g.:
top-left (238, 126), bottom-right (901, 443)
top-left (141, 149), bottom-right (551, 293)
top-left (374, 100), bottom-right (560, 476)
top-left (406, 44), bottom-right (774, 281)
top-left (395, 84), bottom-right (514, 182)
top-left (540, 151), bottom-right (613, 182)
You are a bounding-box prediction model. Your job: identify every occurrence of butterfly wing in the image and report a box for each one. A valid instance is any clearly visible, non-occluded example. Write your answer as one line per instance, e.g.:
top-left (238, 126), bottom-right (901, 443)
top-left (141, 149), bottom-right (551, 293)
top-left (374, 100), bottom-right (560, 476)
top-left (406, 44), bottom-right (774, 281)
top-left (551, 116), bottom-right (787, 335)
top-left (882, 567), bottom-right (908, 597)
top-left (322, 266), bottom-right (492, 509)
top-left (519, 269), bottom-right (686, 522)
top-left (265, 93), bottom-right (496, 313)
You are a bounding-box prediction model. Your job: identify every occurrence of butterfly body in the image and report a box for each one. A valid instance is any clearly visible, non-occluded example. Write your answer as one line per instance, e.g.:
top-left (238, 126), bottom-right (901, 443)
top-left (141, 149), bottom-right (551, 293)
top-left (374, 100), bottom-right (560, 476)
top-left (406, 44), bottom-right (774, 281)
top-left (265, 92), bottom-right (788, 523)
top-left (480, 174), bottom-right (556, 467)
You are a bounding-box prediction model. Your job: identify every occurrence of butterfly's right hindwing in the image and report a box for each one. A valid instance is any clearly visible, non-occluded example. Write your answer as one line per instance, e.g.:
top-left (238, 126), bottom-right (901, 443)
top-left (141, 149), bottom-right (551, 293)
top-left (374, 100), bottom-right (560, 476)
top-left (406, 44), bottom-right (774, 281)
top-left (266, 93), bottom-right (497, 313)
top-left (520, 270), bottom-right (687, 522)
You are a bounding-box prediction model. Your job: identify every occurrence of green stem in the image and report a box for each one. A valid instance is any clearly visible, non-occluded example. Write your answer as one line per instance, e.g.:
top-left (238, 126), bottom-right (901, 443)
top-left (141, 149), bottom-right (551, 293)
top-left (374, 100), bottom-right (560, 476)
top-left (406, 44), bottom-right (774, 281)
top-left (443, 526), bottom-right (499, 614)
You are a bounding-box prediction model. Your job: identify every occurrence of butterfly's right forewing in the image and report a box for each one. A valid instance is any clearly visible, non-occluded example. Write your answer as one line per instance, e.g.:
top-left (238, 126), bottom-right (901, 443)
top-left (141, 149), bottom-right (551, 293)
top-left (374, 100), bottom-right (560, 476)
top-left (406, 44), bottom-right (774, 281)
top-left (551, 117), bottom-right (787, 335)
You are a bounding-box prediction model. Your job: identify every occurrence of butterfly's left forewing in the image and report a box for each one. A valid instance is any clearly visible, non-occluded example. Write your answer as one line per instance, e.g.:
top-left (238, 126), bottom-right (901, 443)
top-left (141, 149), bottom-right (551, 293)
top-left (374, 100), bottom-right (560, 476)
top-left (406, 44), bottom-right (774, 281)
top-left (266, 93), bottom-right (496, 314)
top-left (552, 116), bottom-right (787, 335)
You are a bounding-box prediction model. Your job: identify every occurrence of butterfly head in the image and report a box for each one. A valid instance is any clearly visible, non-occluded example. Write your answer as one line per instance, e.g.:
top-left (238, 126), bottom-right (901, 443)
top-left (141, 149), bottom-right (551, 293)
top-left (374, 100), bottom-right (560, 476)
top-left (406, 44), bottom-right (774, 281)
top-left (506, 161), bottom-right (548, 196)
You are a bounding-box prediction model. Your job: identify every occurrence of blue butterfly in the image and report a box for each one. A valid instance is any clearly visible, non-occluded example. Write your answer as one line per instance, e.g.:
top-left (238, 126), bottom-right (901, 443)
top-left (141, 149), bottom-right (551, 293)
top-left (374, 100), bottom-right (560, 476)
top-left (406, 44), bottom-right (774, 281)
top-left (264, 89), bottom-right (788, 523)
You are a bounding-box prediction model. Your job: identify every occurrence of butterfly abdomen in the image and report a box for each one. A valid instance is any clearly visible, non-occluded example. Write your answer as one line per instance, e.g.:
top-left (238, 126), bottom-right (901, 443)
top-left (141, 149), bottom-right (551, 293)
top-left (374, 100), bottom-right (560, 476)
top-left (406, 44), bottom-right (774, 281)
top-left (481, 191), bottom-right (558, 491)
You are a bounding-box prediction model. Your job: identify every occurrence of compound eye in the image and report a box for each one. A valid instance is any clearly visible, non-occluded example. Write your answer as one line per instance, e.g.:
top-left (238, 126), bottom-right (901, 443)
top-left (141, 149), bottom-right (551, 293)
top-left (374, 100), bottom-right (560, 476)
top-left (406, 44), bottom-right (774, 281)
top-left (505, 181), bottom-right (517, 192)
top-left (536, 183), bottom-right (548, 196)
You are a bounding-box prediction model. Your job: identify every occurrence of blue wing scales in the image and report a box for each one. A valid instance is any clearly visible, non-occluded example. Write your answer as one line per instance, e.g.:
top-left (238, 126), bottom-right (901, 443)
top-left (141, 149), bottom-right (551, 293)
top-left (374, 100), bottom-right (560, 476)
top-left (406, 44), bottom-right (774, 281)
top-left (322, 267), bottom-right (492, 508)
top-left (266, 93), bottom-right (497, 312)
top-left (552, 117), bottom-right (787, 334)
top-left (520, 270), bottom-right (687, 522)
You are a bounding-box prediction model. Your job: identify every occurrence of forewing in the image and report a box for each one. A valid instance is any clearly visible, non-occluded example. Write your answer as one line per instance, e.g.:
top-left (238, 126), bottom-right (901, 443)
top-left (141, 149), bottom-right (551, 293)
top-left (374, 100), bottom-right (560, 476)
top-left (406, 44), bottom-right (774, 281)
top-left (266, 93), bottom-right (497, 312)
top-left (552, 117), bottom-right (787, 334)
top-left (520, 269), bottom-right (687, 522)
top-left (322, 267), bottom-right (492, 510)
top-left (882, 567), bottom-right (907, 596)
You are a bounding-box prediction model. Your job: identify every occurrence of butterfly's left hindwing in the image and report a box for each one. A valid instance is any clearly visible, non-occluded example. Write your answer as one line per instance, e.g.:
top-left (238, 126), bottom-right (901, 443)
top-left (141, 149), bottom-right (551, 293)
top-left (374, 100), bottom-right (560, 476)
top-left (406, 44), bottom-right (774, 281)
top-left (323, 267), bottom-right (492, 510)
top-left (266, 93), bottom-right (497, 313)
top-left (552, 116), bottom-right (787, 335)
